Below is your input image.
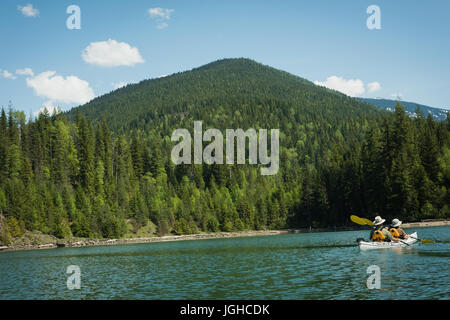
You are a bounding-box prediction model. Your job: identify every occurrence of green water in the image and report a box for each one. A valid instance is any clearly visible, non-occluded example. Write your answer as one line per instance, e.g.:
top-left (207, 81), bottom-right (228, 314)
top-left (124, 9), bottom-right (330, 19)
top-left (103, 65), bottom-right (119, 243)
top-left (0, 226), bottom-right (449, 300)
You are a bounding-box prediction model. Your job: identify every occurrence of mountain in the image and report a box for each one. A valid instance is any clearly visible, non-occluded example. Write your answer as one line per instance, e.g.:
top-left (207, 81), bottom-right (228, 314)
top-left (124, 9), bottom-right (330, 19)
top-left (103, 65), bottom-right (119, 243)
top-left (360, 98), bottom-right (449, 121)
top-left (67, 58), bottom-right (382, 136)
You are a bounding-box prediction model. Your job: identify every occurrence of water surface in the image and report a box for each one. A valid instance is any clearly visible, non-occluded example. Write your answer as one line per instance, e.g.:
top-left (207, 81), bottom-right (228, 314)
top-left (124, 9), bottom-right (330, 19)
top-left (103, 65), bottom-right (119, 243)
top-left (0, 226), bottom-right (449, 299)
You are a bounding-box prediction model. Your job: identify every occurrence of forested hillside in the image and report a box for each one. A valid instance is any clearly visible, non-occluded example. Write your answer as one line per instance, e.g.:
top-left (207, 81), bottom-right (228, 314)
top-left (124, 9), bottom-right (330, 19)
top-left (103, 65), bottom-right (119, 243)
top-left (1, 59), bottom-right (449, 243)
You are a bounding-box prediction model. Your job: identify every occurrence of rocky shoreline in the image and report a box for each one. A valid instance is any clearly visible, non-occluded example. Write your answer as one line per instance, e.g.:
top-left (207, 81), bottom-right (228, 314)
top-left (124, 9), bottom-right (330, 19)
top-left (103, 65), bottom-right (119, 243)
top-left (1, 219), bottom-right (448, 252)
top-left (0, 230), bottom-right (289, 252)
top-left (402, 219), bottom-right (450, 229)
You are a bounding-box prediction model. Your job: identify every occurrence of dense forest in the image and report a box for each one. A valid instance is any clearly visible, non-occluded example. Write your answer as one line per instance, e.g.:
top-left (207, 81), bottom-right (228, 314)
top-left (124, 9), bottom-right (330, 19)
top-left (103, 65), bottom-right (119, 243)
top-left (1, 59), bottom-right (449, 243)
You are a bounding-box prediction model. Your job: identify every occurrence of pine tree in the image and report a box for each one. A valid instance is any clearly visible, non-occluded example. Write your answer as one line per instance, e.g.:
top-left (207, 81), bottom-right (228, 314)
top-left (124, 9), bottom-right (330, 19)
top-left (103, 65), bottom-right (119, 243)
top-left (75, 113), bottom-right (95, 191)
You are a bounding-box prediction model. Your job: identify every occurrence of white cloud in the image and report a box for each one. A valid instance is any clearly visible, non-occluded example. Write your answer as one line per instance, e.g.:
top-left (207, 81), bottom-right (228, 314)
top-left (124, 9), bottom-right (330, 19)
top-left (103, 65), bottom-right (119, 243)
top-left (18, 4), bottom-right (39, 17)
top-left (113, 81), bottom-right (128, 90)
top-left (156, 22), bottom-right (169, 30)
top-left (367, 81), bottom-right (381, 93)
top-left (1, 69), bottom-right (17, 80)
top-left (314, 76), bottom-right (383, 97)
top-left (148, 8), bottom-right (174, 20)
top-left (33, 101), bottom-right (61, 116)
top-left (26, 71), bottom-right (95, 105)
top-left (314, 76), bottom-right (365, 97)
top-left (82, 39), bottom-right (145, 67)
top-left (16, 68), bottom-right (34, 76)
top-left (148, 8), bottom-right (174, 29)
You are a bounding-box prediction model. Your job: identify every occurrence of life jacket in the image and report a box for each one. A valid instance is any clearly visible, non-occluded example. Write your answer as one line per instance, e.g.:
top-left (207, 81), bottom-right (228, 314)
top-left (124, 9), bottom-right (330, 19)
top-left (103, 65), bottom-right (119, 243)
top-left (372, 230), bottom-right (385, 242)
top-left (389, 228), bottom-right (400, 238)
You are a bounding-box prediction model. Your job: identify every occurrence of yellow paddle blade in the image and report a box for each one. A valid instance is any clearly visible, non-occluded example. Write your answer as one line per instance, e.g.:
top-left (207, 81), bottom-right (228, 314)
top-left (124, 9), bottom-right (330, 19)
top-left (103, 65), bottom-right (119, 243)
top-left (361, 217), bottom-right (373, 226)
top-left (409, 236), bottom-right (435, 244)
top-left (350, 215), bottom-right (371, 226)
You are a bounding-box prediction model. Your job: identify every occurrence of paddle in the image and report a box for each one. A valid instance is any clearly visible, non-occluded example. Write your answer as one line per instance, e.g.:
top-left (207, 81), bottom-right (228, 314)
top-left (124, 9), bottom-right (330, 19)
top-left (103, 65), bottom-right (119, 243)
top-left (360, 217), bottom-right (373, 226)
top-left (350, 215), bottom-right (372, 226)
top-left (408, 236), bottom-right (435, 244)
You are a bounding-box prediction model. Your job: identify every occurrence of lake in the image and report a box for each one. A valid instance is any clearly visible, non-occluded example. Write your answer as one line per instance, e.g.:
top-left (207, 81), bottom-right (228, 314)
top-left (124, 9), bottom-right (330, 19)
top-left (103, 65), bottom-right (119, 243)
top-left (0, 226), bottom-right (449, 299)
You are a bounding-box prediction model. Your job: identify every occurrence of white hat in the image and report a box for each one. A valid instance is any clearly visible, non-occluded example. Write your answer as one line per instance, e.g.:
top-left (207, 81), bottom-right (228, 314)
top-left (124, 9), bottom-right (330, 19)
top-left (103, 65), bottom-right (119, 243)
top-left (391, 218), bottom-right (402, 227)
top-left (373, 216), bottom-right (386, 226)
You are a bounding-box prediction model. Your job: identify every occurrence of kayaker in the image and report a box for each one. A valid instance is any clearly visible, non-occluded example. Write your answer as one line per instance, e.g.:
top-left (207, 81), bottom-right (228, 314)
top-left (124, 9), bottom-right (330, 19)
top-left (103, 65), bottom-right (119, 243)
top-left (389, 218), bottom-right (409, 239)
top-left (370, 216), bottom-right (399, 242)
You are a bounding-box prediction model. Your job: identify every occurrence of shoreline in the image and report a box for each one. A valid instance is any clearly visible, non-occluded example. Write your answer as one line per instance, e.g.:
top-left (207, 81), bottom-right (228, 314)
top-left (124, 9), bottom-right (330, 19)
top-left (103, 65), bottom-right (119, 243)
top-left (1, 219), bottom-right (449, 253)
top-left (402, 219), bottom-right (450, 229)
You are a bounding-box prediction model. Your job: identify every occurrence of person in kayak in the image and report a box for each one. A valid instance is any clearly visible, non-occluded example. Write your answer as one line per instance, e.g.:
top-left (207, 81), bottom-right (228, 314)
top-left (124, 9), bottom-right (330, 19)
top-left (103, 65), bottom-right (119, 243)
top-left (370, 216), bottom-right (399, 242)
top-left (389, 218), bottom-right (409, 239)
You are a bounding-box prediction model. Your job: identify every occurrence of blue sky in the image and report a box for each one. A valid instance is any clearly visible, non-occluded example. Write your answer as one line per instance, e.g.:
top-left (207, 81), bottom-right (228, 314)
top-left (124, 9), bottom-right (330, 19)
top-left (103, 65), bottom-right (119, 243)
top-left (1, 0), bottom-right (449, 116)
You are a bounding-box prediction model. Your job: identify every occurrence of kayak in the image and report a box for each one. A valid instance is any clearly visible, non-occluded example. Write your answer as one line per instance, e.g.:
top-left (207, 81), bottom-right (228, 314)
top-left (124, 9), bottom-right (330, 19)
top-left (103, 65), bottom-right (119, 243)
top-left (358, 232), bottom-right (418, 250)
